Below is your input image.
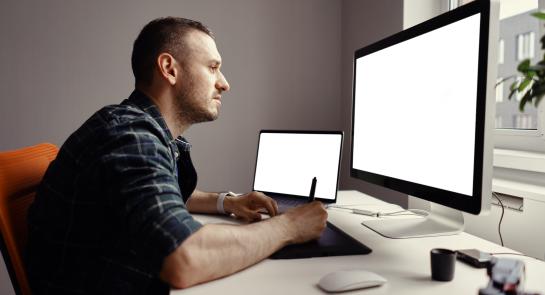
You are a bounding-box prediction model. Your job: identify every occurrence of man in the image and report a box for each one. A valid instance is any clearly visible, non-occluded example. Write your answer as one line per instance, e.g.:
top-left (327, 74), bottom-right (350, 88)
top-left (26, 17), bottom-right (327, 294)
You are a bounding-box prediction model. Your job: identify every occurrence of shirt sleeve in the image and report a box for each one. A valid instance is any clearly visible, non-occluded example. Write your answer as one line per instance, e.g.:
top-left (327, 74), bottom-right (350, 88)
top-left (99, 121), bottom-right (202, 273)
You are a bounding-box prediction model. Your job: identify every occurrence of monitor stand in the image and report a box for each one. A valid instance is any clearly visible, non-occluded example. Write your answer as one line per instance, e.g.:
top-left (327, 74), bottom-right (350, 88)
top-left (361, 200), bottom-right (464, 239)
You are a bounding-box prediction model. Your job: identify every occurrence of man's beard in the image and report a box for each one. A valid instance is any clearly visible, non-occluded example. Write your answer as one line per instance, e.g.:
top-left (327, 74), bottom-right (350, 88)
top-left (173, 82), bottom-right (218, 127)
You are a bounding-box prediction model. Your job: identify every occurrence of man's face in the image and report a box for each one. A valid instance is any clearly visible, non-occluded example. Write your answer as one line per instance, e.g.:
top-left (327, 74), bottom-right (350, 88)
top-left (173, 30), bottom-right (230, 124)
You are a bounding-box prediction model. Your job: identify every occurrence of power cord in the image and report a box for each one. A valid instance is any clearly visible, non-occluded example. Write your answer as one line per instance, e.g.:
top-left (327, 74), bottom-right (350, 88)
top-left (374, 209), bottom-right (429, 217)
top-left (492, 192), bottom-right (505, 246)
top-left (327, 204), bottom-right (429, 218)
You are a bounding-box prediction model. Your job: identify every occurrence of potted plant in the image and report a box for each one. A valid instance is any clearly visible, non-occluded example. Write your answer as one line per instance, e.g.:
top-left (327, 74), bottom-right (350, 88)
top-left (508, 11), bottom-right (545, 111)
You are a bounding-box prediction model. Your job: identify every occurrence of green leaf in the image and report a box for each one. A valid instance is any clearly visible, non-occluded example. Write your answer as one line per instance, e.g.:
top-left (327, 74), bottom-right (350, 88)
top-left (517, 59), bottom-right (531, 73)
top-left (531, 11), bottom-right (545, 20)
top-left (532, 81), bottom-right (545, 93)
top-left (510, 79), bottom-right (520, 91)
top-left (530, 83), bottom-right (545, 107)
top-left (508, 88), bottom-right (518, 100)
top-left (519, 91), bottom-right (533, 112)
top-left (518, 76), bottom-right (534, 92)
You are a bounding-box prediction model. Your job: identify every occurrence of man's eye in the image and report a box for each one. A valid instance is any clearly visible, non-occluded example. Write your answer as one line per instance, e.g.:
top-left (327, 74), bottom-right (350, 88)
top-left (210, 66), bottom-right (218, 72)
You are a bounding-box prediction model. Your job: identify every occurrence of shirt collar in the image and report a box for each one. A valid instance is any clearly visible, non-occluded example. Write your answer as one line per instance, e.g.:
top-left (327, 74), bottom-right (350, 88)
top-left (174, 137), bottom-right (192, 152)
top-left (125, 89), bottom-right (192, 151)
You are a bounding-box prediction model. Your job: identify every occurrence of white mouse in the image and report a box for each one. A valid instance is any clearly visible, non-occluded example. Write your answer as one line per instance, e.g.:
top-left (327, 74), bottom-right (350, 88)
top-left (318, 269), bottom-right (387, 292)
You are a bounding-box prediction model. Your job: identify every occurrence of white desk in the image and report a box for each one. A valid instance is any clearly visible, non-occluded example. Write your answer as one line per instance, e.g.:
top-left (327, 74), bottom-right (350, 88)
top-left (171, 190), bottom-right (545, 294)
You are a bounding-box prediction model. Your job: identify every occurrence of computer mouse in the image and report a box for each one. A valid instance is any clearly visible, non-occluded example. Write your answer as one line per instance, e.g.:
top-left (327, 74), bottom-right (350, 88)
top-left (318, 269), bottom-right (387, 293)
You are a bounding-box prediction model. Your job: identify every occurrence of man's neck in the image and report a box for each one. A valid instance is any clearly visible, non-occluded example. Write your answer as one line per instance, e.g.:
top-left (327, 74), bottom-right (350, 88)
top-left (136, 86), bottom-right (190, 138)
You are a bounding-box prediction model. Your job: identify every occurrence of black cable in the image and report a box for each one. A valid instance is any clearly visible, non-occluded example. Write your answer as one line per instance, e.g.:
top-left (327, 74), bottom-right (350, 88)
top-left (492, 192), bottom-right (505, 246)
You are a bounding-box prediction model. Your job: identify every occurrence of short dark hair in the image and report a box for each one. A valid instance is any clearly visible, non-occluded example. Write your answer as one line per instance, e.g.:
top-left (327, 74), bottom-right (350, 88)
top-left (131, 17), bottom-right (212, 86)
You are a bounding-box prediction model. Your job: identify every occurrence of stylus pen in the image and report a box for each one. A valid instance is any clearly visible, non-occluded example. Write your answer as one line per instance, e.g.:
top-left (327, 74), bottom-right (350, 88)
top-left (308, 177), bottom-right (317, 203)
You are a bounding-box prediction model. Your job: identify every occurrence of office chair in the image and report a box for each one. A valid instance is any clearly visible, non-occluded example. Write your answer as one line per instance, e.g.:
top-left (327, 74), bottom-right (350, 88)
top-left (0, 143), bottom-right (58, 295)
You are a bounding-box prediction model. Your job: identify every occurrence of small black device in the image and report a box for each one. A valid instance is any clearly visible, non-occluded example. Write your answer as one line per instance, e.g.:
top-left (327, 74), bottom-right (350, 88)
top-left (270, 222), bottom-right (371, 259)
top-left (456, 248), bottom-right (492, 268)
top-left (252, 130), bottom-right (372, 259)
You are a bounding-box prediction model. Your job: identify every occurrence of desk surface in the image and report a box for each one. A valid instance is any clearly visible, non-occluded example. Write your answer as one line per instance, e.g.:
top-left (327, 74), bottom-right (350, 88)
top-left (171, 190), bottom-right (545, 294)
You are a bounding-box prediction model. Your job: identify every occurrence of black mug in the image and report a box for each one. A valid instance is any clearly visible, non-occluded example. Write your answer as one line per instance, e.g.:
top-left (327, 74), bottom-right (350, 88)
top-left (430, 248), bottom-right (456, 281)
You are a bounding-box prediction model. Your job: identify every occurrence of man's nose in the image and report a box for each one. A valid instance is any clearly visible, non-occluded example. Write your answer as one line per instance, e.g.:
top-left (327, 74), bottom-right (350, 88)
top-left (216, 72), bottom-right (230, 92)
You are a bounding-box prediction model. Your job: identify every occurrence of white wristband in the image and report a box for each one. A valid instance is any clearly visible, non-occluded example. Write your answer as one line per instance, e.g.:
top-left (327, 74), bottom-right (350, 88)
top-left (217, 191), bottom-right (235, 214)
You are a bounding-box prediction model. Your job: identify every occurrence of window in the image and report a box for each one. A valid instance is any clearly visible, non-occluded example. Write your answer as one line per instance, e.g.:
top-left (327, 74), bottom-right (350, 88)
top-left (514, 114), bottom-right (535, 129)
top-left (492, 0), bottom-right (543, 153)
top-left (517, 32), bottom-right (536, 61)
top-left (496, 78), bottom-right (504, 103)
top-left (496, 115), bottom-right (503, 129)
top-left (405, 0), bottom-right (545, 153)
top-left (498, 39), bottom-right (504, 64)
top-left (514, 77), bottom-right (529, 102)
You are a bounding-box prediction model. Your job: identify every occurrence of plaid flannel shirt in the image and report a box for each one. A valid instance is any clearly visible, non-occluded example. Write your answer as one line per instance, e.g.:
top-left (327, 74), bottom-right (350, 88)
top-left (26, 90), bottom-right (202, 295)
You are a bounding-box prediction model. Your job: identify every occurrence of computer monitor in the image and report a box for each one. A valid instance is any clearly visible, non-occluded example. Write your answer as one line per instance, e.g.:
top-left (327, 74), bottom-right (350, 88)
top-left (350, 0), bottom-right (499, 238)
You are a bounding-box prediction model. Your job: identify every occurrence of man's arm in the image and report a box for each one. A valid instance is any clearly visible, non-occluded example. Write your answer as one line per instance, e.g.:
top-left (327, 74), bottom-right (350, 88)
top-left (186, 190), bottom-right (278, 221)
top-left (159, 201), bottom-right (327, 289)
top-left (185, 189), bottom-right (220, 214)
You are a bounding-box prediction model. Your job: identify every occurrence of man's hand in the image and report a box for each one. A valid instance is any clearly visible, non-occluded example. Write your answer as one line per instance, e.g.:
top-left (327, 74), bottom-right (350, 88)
top-left (161, 199), bottom-right (327, 289)
top-left (224, 191), bottom-right (278, 222)
top-left (281, 201), bottom-right (328, 243)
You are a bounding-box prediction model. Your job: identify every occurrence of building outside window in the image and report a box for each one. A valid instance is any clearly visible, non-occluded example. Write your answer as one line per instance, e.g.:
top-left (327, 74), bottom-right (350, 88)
top-left (517, 31), bottom-right (536, 61)
top-left (498, 39), bottom-right (505, 64)
top-left (498, 7), bottom-right (539, 131)
top-left (449, 0), bottom-right (542, 135)
top-left (495, 115), bottom-right (503, 128)
top-left (515, 114), bottom-right (533, 129)
top-left (496, 77), bottom-right (504, 103)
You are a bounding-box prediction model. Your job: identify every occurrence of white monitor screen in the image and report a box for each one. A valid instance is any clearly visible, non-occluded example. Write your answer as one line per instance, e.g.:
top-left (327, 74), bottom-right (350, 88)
top-left (253, 132), bottom-right (342, 200)
top-left (352, 13), bottom-right (481, 197)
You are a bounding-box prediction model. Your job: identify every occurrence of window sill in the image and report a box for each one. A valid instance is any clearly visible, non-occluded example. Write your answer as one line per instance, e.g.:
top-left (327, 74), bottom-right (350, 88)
top-left (492, 178), bottom-right (545, 203)
top-left (494, 148), bottom-right (545, 173)
top-left (493, 148), bottom-right (545, 203)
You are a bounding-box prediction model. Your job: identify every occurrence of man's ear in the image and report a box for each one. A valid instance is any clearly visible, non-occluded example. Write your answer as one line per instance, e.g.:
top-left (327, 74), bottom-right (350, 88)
top-left (156, 53), bottom-right (179, 86)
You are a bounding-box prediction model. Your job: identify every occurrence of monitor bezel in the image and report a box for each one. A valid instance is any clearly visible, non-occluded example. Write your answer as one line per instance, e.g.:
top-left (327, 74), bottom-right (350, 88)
top-left (252, 129), bottom-right (344, 204)
top-left (350, 0), bottom-right (491, 215)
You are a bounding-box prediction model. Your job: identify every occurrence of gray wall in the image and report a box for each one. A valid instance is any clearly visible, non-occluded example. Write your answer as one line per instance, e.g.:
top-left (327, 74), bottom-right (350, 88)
top-left (0, 0), bottom-right (342, 193)
top-left (0, 0), bottom-right (406, 293)
top-left (339, 0), bottom-right (407, 206)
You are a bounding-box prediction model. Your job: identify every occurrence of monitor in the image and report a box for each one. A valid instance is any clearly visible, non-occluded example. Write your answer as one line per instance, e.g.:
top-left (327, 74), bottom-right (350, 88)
top-left (350, 0), bottom-right (499, 238)
top-left (253, 130), bottom-right (343, 203)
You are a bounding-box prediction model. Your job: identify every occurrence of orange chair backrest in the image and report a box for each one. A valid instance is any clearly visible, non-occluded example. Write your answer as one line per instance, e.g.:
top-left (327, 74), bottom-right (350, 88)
top-left (0, 143), bottom-right (58, 295)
